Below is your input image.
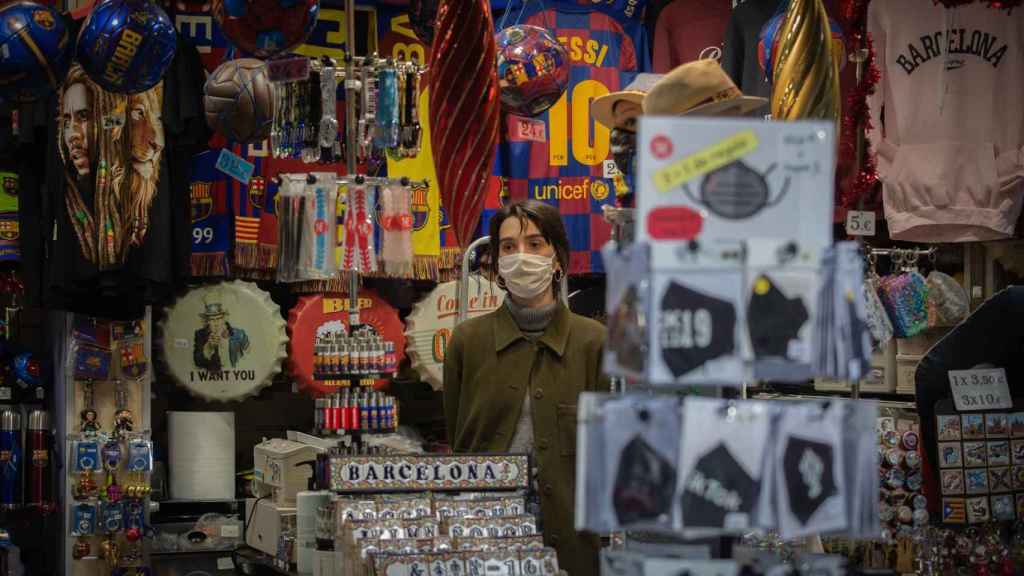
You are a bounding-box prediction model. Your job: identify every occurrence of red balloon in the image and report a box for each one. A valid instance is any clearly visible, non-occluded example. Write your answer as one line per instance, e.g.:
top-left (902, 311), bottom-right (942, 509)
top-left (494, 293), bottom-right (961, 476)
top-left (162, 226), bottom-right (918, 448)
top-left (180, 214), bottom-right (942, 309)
top-left (428, 0), bottom-right (501, 249)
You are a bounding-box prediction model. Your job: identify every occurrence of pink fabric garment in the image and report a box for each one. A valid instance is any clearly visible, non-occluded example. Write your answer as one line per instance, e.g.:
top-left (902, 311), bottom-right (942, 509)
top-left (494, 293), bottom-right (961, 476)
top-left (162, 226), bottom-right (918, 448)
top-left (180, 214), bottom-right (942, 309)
top-left (653, 0), bottom-right (733, 73)
top-left (868, 0), bottom-right (1024, 242)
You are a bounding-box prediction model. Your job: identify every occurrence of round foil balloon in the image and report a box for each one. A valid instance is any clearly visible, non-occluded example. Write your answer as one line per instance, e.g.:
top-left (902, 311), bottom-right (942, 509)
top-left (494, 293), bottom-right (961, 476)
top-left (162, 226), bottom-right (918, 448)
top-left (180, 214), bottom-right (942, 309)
top-left (212, 0), bottom-right (319, 58)
top-left (759, 11), bottom-right (846, 86)
top-left (204, 58), bottom-right (275, 143)
top-left (495, 25), bottom-right (568, 117)
top-left (76, 0), bottom-right (177, 94)
top-left (0, 1), bottom-right (71, 102)
top-left (160, 280), bottom-right (287, 402)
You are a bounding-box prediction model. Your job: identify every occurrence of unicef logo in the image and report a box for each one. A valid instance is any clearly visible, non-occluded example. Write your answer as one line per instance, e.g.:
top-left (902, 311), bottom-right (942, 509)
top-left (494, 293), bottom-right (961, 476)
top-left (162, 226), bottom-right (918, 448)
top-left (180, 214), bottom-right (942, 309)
top-left (699, 45), bottom-right (722, 62)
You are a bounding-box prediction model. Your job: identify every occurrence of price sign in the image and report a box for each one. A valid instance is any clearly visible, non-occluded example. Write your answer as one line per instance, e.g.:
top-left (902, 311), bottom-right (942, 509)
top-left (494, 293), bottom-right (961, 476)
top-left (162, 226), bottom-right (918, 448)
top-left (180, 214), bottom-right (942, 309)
top-left (215, 149), bottom-right (255, 185)
top-left (949, 368), bottom-right (1012, 411)
top-left (845, 210), bottom-right (876, 236)
top-left (266, 57), bottom-right (310, 83)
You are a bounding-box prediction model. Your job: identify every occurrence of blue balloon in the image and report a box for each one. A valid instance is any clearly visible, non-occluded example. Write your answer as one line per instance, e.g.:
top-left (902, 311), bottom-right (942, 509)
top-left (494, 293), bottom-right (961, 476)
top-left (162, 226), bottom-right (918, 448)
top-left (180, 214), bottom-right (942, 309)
top-left (76, 0), bottom-right (177, 94)
top-left (0, 1), bottom-right (71, 102)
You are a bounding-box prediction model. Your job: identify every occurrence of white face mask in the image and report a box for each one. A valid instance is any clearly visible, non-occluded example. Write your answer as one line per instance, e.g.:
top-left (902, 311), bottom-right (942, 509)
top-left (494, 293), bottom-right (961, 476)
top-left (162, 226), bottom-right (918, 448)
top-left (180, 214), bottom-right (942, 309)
top-left (498, 253), bottom-right (555, 300)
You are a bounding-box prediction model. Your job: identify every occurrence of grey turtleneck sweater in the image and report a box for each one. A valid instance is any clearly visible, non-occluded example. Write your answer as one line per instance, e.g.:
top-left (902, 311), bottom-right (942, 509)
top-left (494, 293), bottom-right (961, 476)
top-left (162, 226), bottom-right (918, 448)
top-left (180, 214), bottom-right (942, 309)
top-left (503, 298), bottom-right (558, 454)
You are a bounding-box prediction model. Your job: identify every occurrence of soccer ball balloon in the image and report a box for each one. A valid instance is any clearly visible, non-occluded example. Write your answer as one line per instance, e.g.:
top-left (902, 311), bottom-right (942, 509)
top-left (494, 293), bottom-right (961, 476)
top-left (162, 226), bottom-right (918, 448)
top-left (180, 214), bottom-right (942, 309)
top-left (758, 12), bottom-right (846, 85)
top-left (204, 58), bottom-right (275, 144)
top-left (76, 0), bottom-right (177, 94)
top-left (212, 0), bottom-right (319, 58)
top-left (0, 1), bottom-right (71, 103)
top-left (495, 25), bottom-right (568, 117)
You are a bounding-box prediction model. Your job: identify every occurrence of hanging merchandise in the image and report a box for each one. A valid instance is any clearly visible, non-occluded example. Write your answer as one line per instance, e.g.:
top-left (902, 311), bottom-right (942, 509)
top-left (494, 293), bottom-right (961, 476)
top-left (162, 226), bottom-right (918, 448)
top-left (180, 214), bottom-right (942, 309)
top-left (0, 1), bottom-right (71, 103)
top-left (273, 172), bottom-right (338, 282)
top-left (768, 0), bottom-right (842, 124)
top-left (211, 0), bottom-right (319, 58)
top-left (57, 64), bottom-right (167, 267)
top-left (652, 0), bottom-right (731, 73)
top-left (405, 278), bottom-right (504, 390)
top-left (319, 63), bottom-right (340, 162)
top-left (486, 1), bottom-right (649, 273)
top-left (288, 290), bottom-right (406, 393)
top-left (428, 0), bottom-right (501, 249)
top-left (76, 0), bottom-right (177, 94)
top-left (876, 259), bottom-right (929, 339)
top-left (379, 185), bottom-right (414, 277)
top-left (189, 150), bottom-right (232, 277)
top-left (602, 242), bottom-right (649, 379)
top-left (0, 172), bottom-right (17, 262)
top-left (159, 280), bottom-right (287, 401)
top-left (862, 256), bottom-right (894, 347)
top-left (811, 242), bottom-right (872, 381)
top-left (205, 59), bottom-right (276, 144)
top-left (747, 268), bottom-right (818, 381)
top-left (342, 183), bottom-right (379, 275)
top-left (867, 0), bottom-right (1024, 242)
top-left (925, 270), bottom-right (968, 328)
top-left (494, 24), bottom-right (569, 117)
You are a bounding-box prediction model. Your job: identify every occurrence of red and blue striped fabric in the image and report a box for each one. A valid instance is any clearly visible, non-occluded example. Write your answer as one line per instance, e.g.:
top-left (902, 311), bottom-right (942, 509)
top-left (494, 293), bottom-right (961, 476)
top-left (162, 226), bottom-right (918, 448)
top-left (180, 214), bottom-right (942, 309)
top-left (484, 3), bottom-right (649, 274)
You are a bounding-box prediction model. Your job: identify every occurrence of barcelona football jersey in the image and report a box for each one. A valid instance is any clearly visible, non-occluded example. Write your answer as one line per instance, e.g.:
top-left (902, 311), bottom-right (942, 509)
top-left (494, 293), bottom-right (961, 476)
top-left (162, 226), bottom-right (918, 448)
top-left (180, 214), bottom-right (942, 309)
top-left (487, 4), bottom-right (649, 274)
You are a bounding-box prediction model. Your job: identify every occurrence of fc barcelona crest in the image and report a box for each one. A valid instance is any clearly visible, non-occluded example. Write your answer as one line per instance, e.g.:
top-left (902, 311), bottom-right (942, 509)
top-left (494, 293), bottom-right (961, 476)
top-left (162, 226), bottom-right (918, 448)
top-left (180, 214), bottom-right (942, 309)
top-left (0, 219), bottom-right (18, 241)
top-left (248, 177), bottom-right (265, 210)
top-left (191, 181), bottom-right (212, 222)
top-left (411, 183), bottom-right (429, 232)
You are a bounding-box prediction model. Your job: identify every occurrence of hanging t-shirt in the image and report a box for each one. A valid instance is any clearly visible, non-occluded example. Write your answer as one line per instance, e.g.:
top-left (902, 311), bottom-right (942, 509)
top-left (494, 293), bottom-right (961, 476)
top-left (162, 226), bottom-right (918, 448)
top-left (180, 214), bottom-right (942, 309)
top-left (721, 0), bottom-right (779, 98)
top-left (488, 4), bottom-right (650, 274)
top-left (653, 0), bottom-right (732, 72)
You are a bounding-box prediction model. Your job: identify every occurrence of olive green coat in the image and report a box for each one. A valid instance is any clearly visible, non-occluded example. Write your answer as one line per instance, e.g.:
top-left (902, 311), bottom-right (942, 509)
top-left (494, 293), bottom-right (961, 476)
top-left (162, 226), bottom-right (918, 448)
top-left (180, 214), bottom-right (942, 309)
top-left (444, 303), bottom-right (609, 576)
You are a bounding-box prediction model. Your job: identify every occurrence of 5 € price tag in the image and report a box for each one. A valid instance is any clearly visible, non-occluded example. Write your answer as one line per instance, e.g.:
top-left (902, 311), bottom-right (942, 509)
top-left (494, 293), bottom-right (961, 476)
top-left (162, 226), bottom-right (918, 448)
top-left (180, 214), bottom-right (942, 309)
top-left (215, 149), bottom-right (255, 185)
top-left (949, 367), bottom-right (1012, 411)
top-left (845, 210), bottom-right (876, 236)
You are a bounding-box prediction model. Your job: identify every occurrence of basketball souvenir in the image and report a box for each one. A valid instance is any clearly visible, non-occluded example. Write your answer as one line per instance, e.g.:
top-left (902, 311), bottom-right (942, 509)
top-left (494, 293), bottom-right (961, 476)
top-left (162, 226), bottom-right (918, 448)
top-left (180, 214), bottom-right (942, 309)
top-left (76, 0), bottom-right (177, 94)
top-left (404, 278), bottom-right (504, 390)
top-left (204, 58), bottom-right (275, 144)
top-left (495, 25), bottom-right (569, 117)
top-left (288, 290), bottom-right (406, 394)
top-left (0, 1), bottom-right (71, 102)
top-left (212, 0), bottom-right (318, 58)
top-left (160, 281), bottom-right (286, 402)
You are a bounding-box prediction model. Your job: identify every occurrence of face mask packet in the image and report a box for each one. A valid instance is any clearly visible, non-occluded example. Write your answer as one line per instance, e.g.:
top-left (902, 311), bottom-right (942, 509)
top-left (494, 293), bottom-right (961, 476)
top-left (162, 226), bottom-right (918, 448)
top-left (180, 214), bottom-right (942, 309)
top-left (602, 242), bottom-right (651, 381)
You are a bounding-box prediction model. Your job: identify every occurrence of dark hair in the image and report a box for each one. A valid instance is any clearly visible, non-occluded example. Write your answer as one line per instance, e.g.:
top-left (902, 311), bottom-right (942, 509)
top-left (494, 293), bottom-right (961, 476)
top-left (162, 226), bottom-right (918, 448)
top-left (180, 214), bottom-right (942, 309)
top-left (488, 199), bottom-right (570, 278)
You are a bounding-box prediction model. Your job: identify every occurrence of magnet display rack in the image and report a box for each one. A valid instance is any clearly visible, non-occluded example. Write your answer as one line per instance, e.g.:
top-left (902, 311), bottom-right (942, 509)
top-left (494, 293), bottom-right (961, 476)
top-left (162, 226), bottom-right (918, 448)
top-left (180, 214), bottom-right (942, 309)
top-left (56, 310), bottom-right (153, 576)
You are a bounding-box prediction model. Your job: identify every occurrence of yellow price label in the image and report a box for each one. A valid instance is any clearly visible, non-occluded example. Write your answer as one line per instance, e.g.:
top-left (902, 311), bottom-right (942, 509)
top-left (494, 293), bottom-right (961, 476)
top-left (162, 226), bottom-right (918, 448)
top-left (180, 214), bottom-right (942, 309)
top-left (653, 130), bottom-right (759, 193)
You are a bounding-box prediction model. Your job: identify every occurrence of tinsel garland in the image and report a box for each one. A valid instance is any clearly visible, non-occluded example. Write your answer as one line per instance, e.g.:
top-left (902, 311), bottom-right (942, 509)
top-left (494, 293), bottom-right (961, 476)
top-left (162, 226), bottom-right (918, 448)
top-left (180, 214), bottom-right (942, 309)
top-left (837, 0), bottom-right (880, 210)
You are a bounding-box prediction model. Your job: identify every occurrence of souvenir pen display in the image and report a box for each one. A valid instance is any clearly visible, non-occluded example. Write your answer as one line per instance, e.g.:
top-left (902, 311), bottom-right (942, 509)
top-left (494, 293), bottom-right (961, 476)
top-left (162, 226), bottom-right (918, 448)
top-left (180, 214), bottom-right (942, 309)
top-left (317, 389), bottom-right (397, 435)
top-left (0, 408), bottom-right (21, 509)
top-left (26, 410), bottom-right (51, 509)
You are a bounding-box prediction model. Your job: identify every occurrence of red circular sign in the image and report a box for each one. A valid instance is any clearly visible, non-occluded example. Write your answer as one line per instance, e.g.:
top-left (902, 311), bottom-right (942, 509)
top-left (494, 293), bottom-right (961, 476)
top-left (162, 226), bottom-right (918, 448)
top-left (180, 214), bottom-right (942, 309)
top-left (288, 290), bottom-right (406, 394)
top-left (650, 135), bottom-right (674, 159)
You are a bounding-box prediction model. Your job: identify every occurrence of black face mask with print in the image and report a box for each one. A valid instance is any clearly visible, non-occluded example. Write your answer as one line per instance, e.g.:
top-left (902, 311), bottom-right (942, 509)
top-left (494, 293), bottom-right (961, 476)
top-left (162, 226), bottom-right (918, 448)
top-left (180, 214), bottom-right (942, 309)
top-left (783, 438), bottom-right (838, 526)
top-left (747, 276), bottom-right (809, 359)
top-left (611, 128), bottom-right (637, 177)
top-left (613, 436), bottom-right (677, 525)
top-left (659, 281), bottom-right (737, 379)
top-left (680, 444), bottom-right (759, 529)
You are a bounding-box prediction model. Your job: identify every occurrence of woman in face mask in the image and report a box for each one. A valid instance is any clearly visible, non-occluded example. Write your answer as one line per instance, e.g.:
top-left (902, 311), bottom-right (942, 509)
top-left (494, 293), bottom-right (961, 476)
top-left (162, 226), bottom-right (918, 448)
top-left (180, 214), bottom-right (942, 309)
top-left (443, 199), bottom-right (608, 576)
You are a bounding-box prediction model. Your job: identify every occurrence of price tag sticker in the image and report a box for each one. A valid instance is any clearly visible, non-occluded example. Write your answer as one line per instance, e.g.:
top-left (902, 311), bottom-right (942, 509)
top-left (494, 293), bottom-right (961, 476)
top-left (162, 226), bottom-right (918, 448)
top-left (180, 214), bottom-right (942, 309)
top-left (845, 210), bottom-right (876, 236)
top-left (215, 148), bottom-right (255, 185)
top-left (949, 368), bottom-right (1012, 411)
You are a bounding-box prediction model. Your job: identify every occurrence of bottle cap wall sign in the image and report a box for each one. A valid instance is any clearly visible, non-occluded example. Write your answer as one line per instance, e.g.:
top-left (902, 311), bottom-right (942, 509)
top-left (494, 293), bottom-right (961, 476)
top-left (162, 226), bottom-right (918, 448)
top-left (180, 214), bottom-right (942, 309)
top-left (288, 290), bottom-right (405, 394)
top-left (405, 278), bottom-right (504, 390)
top-left (160, 281), bottom-right (287, 402)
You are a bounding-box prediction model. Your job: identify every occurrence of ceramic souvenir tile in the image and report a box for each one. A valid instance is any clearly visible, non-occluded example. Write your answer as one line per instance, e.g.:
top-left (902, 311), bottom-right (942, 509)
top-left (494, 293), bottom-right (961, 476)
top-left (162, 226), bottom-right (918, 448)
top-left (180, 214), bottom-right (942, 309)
top-left (1014, 466), bottom-right (1024, 490)
top-left (1011, 413), bottom-right (1024, 438)
top-left (877, 417), bottom-right (896, 436)
top-left (965, 468), bottom-right (989, 494)
top-left (967, 497), bottom-right (991, 524)
top-left (938, 442), bottom-right (963, 468)
top-left (942, 498), bottom-right (966, 523)
top-left (937, 415), bottom-right (962, 441)
top-left (962, 414), bottom-right (985, 440)
top-left (987, 413), bottom-right (1009, 438)
top-left (992, 494), bottom-right (1015, 521)
top-left (990, 467), bottom-right (1013, 493)
top-left (941, 469), bottom-right (965, 495)
top-left (1013, 440), bottom-right (1024, 465)
top-left (963, 442), bottom-right (987, 467)
top-left (989, 440), bottom-right (1011, 466)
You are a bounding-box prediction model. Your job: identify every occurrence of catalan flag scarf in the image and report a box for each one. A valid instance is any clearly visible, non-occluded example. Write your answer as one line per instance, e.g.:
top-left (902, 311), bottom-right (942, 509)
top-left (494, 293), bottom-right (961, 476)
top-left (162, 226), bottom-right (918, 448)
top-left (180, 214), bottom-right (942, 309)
top-left (229, 145), bottom-right (274, 271)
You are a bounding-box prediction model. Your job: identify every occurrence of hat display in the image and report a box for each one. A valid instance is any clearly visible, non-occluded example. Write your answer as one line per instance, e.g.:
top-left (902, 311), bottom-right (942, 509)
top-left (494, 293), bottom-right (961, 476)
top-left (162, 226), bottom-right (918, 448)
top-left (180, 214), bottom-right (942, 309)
top-left (592, 73), bottom-right (664, 129)
top-left (643, 60), bottom-right (767, 118)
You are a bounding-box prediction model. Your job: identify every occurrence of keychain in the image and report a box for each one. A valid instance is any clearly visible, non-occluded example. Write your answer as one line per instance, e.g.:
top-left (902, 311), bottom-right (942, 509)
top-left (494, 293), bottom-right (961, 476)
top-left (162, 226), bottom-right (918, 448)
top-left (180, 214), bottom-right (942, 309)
top-left (80, 380), bottom-right (101, 434)
top-left (374, 63), bottom-right (399, 149)
top-left (75, 438), bottom-right (100, 499)
top-left (100, 534), bottom-right (121, 571)
top-left (343, 185), bottom-right (378, 274)
top-left (113, 382), bottom-right (133, 438)
top-left (358, 62), bottom-right (377, 163)
top-left (302, 71), bottom-right (320, 163)
top-left (319, 62), bottom-right (339, 161)
top-left (400, 66), bottom-right (422, 157)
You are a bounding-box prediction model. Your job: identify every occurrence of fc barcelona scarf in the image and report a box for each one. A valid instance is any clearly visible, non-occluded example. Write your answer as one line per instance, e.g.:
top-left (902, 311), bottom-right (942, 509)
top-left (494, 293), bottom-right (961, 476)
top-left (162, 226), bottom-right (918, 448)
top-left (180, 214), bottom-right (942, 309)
top-left (229, 145), bottom-right (277, 275)
top-left (189, 150), bottom-right (231, 277)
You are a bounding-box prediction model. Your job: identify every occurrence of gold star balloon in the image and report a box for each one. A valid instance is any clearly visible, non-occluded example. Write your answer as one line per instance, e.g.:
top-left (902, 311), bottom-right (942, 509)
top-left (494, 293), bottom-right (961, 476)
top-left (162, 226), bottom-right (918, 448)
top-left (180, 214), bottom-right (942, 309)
top-left (769, 0), bottom-right (841, 124)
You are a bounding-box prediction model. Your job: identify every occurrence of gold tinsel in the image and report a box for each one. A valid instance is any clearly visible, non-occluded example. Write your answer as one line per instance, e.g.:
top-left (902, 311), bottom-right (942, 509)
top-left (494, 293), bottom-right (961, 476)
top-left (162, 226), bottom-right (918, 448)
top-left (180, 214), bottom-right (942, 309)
top-left (770, 0), bottom-right (841, 124)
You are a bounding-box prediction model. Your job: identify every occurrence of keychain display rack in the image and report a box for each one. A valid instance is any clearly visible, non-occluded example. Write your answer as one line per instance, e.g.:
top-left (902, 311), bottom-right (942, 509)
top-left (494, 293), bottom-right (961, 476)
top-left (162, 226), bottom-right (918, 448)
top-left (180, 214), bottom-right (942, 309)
top-left (56, 310), bottom-right (153, 576)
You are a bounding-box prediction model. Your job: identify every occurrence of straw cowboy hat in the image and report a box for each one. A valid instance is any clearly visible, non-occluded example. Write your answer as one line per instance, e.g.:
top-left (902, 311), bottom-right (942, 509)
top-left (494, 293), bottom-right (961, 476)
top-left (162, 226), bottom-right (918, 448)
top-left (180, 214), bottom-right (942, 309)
top-left (643, 59), bottom-right (767, 117)
top-left (592, 73), bottom-right (664, 129)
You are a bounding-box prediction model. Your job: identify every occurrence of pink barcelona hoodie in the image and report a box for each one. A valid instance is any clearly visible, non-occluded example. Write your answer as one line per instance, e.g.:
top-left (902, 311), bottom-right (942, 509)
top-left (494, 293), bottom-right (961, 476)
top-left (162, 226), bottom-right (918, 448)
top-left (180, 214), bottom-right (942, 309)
top-left (868, 0), bottom-right (1024, 242)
